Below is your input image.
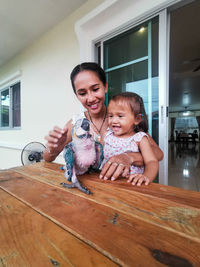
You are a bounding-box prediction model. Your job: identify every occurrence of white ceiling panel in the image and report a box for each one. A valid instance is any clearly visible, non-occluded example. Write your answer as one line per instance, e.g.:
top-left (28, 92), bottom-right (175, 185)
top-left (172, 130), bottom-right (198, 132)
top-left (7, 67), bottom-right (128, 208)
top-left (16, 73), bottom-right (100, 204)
top-left (0, 0), bottom-right (87, 66)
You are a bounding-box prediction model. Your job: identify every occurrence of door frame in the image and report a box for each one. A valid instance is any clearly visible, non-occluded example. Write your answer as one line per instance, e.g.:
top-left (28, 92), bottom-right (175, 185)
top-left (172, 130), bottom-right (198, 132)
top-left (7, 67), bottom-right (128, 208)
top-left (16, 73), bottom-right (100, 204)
top-left (98, 10), bottom-right (169, 185)
top-left (158, 9), bottom-right (169, 185)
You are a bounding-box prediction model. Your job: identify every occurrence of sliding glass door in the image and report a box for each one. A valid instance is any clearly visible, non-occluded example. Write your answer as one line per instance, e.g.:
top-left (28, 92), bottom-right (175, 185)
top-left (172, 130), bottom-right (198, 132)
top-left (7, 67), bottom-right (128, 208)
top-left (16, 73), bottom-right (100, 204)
top-left (97, 11), bottom-right (169, 184)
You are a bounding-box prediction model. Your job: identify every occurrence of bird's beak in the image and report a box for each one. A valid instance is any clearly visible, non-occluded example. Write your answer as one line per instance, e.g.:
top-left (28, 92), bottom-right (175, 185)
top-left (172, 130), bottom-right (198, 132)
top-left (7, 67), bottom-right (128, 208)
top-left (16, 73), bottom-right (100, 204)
top-left (86, 132), bottom-right (92, 138)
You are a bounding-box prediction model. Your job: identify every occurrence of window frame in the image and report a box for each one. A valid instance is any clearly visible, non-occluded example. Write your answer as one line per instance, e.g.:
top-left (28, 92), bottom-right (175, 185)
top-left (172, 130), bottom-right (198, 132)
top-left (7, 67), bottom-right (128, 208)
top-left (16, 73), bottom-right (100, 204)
top-left (0, 80), bottom-right (21, 130)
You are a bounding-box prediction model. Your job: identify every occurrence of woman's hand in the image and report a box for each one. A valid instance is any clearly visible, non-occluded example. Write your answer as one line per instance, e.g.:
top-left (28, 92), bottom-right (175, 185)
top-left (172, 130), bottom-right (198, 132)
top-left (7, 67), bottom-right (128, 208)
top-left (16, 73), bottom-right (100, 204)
top-left (43, 124), bottom-right (69, 161)
top-left (99, 153), bottom-right (132, 181)
top-left (127, 173), bottom-right (151, 186)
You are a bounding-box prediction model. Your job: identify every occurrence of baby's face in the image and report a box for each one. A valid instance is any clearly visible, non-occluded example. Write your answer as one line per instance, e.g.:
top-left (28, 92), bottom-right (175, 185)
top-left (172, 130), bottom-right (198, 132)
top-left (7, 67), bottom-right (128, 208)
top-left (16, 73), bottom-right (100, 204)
top-left (107, 101), bottom-right (137, 138)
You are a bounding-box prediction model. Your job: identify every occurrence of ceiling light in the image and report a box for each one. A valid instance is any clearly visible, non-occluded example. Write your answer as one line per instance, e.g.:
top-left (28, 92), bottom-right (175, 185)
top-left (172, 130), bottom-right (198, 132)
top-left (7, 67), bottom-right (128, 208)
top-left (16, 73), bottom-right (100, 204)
top-left (183, 111), bottom-right (190, 116)
top-left (139, 27), bottom-right (145, 32)
top-left (183, 92), bottom-right (190, 105)
top-left (183, 169), bottom-right (189, 178)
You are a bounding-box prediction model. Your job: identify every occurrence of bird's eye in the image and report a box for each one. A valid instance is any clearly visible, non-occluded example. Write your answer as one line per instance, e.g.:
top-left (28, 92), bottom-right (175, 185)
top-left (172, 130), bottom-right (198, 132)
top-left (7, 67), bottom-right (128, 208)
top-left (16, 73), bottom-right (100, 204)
top-left (78, 134), bottom-right (87, 139)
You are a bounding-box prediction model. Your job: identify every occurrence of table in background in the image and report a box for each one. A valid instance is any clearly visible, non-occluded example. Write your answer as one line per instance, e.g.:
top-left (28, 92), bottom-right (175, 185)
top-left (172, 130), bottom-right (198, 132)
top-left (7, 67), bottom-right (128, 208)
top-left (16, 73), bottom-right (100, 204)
top-left (0, 162), bottom-right (200, 266)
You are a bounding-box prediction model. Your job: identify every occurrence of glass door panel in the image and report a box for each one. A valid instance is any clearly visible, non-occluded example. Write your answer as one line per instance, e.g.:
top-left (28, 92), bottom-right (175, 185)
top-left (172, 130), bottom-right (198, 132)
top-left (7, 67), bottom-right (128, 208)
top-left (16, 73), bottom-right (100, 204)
top-left (104, 24), bottom-right (148, 70)
top-left (104, 16), bottom-right (159, 143)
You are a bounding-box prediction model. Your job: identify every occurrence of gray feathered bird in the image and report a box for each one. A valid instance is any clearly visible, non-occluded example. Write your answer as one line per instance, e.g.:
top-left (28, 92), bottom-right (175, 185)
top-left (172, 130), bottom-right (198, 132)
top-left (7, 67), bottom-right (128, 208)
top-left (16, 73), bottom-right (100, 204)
top-left (60, 118), bottom-right (103, 194)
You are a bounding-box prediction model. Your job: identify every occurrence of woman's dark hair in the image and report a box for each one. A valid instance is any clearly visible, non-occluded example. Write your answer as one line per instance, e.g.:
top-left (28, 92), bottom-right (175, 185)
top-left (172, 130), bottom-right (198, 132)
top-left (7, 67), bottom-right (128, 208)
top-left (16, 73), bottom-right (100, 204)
top-left (70, 62), bottom-right (107, 94)
top-left (109, 92), bottom-right (148, 133)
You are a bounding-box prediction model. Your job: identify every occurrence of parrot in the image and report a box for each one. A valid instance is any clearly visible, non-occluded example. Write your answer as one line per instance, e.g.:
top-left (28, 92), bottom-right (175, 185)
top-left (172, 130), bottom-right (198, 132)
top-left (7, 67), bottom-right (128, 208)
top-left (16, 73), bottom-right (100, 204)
top-left (60, 117), bottom-right (103, 194)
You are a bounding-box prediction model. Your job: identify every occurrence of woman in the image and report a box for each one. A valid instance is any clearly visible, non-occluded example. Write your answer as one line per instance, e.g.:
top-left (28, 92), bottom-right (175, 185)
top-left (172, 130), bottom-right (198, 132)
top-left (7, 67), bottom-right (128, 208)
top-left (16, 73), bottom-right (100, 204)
top-left (44, 62), bottom-right (163, 181)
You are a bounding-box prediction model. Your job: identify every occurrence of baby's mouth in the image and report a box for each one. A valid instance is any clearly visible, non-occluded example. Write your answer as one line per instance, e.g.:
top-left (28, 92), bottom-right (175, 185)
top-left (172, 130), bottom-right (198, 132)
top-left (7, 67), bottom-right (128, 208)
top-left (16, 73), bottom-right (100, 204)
top-left (112, 126), bottom-right (121, 131)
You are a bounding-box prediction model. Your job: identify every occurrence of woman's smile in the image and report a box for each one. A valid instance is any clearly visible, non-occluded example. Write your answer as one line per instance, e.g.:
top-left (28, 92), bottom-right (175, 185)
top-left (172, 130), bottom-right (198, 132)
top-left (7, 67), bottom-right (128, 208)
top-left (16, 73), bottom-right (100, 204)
top-left (88, 103), bottom-right (99, 110)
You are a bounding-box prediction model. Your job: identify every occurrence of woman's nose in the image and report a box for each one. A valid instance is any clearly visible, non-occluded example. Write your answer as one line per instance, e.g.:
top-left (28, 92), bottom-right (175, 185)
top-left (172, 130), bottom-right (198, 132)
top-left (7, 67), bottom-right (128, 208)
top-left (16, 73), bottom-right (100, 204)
top-left (87, 93), bottom-right (95, 102)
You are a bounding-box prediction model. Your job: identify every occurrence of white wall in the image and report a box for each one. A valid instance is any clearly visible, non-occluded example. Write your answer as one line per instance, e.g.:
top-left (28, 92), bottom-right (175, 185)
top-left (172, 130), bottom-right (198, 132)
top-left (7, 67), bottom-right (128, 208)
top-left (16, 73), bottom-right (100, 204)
top-left (0, 0), bottom-right (104, 169)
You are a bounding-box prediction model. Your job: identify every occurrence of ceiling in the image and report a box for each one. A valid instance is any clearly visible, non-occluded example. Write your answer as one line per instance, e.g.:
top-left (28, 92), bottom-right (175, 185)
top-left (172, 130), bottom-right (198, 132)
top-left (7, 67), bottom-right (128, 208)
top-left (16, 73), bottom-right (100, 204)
top-left (0, 0), bottom-right (87, 66)
top-left (169, 0), bottom-right (200, 113)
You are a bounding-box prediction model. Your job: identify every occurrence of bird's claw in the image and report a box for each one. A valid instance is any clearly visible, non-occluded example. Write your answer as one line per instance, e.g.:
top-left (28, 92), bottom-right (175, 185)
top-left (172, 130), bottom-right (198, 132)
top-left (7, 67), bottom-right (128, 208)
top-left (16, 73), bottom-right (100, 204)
top-left (60, 181), bottom-right (92, 195)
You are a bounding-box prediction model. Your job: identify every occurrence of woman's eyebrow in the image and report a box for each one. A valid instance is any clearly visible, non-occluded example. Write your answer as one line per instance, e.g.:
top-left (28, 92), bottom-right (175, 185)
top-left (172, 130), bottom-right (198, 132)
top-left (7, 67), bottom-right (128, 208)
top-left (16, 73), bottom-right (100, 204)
top-left (76, 88), bottom-right (86, 93)
top-left (90, 83), bottom-right (100, 87)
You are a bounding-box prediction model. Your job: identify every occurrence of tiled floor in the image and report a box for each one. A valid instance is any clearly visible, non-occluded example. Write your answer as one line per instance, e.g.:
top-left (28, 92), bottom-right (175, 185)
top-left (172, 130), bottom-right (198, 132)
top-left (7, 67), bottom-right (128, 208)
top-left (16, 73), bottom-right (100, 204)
top-left (168, 142), bottom-right (200, 191)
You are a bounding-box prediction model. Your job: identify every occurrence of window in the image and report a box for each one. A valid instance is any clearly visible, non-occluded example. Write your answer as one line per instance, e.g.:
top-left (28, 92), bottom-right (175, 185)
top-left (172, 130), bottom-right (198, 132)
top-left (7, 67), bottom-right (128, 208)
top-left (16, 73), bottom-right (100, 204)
top-left (175, 117), bottom-right (198, 131)
top-left (101, 16), bottom-right (159, 142)
top-left (0, 81), bottom-right (21, 128)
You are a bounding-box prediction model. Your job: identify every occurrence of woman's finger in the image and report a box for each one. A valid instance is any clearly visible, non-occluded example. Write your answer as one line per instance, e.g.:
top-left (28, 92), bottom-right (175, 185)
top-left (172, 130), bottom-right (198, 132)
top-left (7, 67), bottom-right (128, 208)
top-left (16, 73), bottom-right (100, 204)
top-left (99, 160), bottom-right (112, 179)
top-left (111, 163), bottom-right (125, 181)
top-left (103, 162), bottom-right (119, 180)
top-left (101, 153), bottom-right (131, 180)
top-left (100, 161), bottom-right (117, 180)
top-left (53, 126), bottom-right (64, 133)
top-left (122, 167), bottom-right (130, 178)
top-left (45, 135), bottom-right (59, 143)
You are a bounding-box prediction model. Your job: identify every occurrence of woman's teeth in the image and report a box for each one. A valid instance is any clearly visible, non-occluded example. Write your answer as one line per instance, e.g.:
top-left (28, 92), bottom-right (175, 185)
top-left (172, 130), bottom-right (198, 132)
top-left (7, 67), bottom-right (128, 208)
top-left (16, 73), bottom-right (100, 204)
top-left (90, 104), bottom-right (98, 109)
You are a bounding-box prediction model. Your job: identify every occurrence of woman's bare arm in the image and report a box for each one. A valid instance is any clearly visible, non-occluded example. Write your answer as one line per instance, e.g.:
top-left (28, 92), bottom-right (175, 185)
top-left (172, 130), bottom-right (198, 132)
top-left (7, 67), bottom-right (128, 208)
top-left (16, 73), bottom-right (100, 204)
top-left (43, 120), bottom-right (73, 162)
top-left (100, 133), bottom-right (162, 181)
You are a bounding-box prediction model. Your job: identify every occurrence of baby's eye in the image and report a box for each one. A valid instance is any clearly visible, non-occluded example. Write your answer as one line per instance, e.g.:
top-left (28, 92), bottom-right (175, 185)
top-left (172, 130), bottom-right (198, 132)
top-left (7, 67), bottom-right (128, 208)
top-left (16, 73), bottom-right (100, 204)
top-left (118, 114), bottom-right (124, 118)
top-left (108, 114), bottom-right (113, 118)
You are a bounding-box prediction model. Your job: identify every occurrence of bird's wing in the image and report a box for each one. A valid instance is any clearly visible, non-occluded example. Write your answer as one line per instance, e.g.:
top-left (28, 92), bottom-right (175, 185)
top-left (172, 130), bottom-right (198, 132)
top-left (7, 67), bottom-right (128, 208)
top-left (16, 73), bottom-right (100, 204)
top-left (93, 141), bottom-right (104, 170)
top-left (63, 142), bottom-right (74, 181)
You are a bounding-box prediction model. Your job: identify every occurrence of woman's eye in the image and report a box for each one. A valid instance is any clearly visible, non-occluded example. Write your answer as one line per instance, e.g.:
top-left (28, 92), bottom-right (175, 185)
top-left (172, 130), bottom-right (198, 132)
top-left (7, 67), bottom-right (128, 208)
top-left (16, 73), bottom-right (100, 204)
top-left (93, 88), bottom-right (99, 92)
top-left (78, 92), bottom-right (86, 96)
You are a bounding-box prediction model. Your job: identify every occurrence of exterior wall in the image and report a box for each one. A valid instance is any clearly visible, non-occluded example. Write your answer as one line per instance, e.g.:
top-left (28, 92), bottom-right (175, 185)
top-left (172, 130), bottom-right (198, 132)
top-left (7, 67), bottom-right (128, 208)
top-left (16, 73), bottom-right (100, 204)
top-left (0, 0), bottom-right (104, 169)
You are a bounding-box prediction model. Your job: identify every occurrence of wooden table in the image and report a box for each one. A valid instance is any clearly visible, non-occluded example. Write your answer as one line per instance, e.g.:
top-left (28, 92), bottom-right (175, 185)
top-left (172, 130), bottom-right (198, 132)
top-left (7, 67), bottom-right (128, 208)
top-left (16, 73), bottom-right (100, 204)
top-left (0, 162), bottom-right (200, 266)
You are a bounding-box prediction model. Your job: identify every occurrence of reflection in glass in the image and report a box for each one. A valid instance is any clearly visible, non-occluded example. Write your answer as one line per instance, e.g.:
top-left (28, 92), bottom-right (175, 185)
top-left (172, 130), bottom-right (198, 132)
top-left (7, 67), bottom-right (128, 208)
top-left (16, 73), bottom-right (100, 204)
top-left (104, 24), bottom-right (148, 69)
top-left (12, 83), bottom-right (21, 127)
top-left (104, 16), bottom-right (159, 143)
top-left (106, 60), bottom-right (148, 101)
top-left (1, 89), bottom-right (10, 127)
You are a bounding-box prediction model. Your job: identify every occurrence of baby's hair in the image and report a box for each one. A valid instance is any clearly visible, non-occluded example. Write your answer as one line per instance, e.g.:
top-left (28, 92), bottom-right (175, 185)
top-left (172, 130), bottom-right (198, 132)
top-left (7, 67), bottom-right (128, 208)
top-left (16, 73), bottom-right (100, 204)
top-left (70, 62), bottom-right (106, 94)
top-left (109, 92), bottom-right (148, 133)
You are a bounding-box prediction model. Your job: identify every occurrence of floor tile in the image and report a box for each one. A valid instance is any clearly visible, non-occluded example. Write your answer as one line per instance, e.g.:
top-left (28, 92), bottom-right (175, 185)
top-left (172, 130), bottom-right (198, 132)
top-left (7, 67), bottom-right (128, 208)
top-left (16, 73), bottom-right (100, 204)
top-left (168, 142), bottom-right (200, 192)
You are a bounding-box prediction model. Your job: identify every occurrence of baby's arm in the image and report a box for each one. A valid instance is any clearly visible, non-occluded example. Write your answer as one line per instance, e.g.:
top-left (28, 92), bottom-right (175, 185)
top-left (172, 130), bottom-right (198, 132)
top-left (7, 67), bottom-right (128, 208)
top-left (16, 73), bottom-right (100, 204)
top-left (127, 136), bottom-right (159, 186)
top-left (146, 133), bottom-right (163, 161)
top-left (125, 134), bottom-right (163, 166)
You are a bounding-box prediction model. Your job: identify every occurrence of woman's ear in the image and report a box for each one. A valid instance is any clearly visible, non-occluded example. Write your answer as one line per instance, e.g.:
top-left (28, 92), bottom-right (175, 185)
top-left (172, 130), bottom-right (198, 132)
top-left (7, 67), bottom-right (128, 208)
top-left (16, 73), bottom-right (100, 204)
top-left (105, 83), bottom-right (108, 93)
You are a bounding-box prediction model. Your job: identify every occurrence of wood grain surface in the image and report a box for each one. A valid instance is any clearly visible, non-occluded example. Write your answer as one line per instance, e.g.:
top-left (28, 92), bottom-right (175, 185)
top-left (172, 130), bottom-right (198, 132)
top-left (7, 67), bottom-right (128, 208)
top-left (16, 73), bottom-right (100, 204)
top-left (0, 162), bottom-right (200, 266)
top-left (0, 188), bottom-right (116, 267)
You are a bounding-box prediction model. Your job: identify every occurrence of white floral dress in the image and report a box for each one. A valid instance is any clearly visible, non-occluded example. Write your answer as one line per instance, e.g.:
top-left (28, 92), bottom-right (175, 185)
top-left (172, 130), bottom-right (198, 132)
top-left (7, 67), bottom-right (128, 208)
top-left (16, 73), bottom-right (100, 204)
top-left (102, 129), bottom-right (148, 174)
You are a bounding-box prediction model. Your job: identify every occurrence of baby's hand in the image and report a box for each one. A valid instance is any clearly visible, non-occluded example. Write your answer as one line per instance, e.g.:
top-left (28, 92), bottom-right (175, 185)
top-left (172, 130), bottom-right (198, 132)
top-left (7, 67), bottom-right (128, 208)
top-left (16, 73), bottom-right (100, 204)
top-left (127, 174), bottom-right (151, 186)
